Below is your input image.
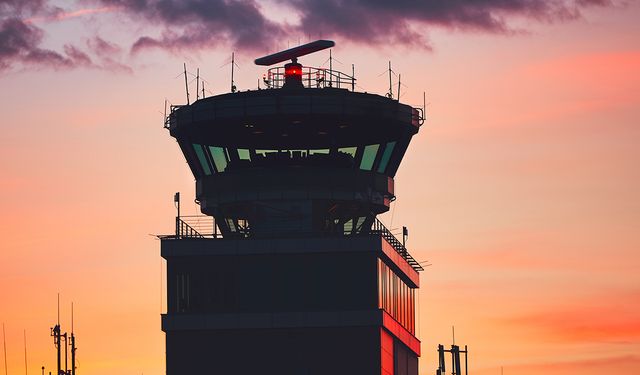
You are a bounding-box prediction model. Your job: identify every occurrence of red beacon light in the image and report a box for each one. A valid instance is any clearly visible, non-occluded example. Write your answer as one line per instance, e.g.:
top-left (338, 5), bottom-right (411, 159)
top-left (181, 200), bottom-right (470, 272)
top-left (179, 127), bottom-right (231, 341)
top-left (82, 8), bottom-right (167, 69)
top-left (285, 64), bottom-right (302, 77)
top-left (283, 60), bottom-right (303, 89)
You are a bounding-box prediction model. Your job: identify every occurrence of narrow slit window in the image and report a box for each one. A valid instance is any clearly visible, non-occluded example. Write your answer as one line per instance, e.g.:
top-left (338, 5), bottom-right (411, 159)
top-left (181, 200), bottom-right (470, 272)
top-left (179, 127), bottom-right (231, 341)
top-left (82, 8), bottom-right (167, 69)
top-left (355, 216), bottom-right (366, 232)
top-left (359, 144), bottom-right (380, 171)
top-left (377, 141), bottom-right (396, 173)
top-left (309, 149), bottom-right (330, 155)
top-left (193, 144), bottom-right (212, 175)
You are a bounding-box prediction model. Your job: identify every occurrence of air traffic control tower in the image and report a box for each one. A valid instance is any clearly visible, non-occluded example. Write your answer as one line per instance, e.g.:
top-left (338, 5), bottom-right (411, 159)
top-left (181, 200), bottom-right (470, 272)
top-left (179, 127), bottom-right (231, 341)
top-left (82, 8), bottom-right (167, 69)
top-left (161, 40), bottom-right (424, 375)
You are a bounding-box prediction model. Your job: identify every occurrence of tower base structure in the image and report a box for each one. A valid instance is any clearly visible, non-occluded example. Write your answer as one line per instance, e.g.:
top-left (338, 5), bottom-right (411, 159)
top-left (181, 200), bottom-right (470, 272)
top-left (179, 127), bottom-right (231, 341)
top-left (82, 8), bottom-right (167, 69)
top-left (162, 234), bottom-right (420, 375)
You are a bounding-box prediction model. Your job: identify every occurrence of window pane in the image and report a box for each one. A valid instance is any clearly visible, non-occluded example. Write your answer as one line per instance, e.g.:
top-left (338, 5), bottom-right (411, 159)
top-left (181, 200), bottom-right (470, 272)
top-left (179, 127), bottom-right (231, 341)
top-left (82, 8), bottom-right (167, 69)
top-left (193, 144), bottom-right (212, 175)
top-left (338, 147), bottom-right (357, 157)
top-left (309, 149), bottom-right (330, 155)
top-left (377, 141), bottom-right (396, 173)
top-left (355, 216), bottom-right (366, 232)
top-left (344, 219), bottom-right (353, 234)
top-left (208, 146), bottom-right (228, 172)
top-left (237, 149), bottom-right (251, 160)
top-left (359, 144), bottom-right (380, 170)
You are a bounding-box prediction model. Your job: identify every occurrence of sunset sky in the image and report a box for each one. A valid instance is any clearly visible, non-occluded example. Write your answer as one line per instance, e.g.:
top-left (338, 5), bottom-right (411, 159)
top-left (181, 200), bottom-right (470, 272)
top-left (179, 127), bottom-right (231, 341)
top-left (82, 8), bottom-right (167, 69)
top-left (1, 0), bottom-right (639, 374)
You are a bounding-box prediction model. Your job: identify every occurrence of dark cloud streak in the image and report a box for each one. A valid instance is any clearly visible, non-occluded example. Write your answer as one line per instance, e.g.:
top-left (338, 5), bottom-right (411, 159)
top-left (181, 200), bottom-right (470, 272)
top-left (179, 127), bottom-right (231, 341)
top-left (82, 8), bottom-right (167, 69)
top-left (0, 0), bottom-right (615, 71)
top-left (0, 0), bottom-right (130, 72)
top-left (92, 0), bottom-right (612, 55)
top-left (97, 0), bottom-right (288, 54)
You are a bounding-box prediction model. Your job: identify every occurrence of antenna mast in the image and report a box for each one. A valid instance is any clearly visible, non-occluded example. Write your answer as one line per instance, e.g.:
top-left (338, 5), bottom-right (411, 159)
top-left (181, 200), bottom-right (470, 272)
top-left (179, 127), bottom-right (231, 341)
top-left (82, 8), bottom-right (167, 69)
top-left (52, 295), bottom-right (62, 375)
top-left (231, 52), bottom-right (236, 93)
top-left (387, 61), bottom-right (393, 99)
top-left (351, 64), bottom-right (355, 91)
top-left (329, 50), bottom-right (333, 87)
top-left (196, 68), bottom-right (200, 101)
top-left (183, 63), bottom-right (190, 105)
top-left (397, 74), bottom-right (401, 101)
top-left (70, 304), bottom-right (76, 375)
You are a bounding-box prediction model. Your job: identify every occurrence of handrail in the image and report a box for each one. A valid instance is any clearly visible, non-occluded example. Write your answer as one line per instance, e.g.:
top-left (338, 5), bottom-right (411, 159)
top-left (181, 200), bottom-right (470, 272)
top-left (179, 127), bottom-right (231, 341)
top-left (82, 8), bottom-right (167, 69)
top-left (175, 217), bottom-right (204, 239)
top-left (162, 215), bottom-right (423, 272)
top-left (371, 218), bottom-right (424, 271)
top-left (264, 66), bottom-right (356, 90)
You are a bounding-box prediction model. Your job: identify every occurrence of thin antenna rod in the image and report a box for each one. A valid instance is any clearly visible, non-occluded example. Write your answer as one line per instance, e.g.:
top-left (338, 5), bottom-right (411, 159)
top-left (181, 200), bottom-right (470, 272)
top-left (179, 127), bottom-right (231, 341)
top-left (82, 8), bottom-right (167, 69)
top-left (397, 74), bottom-right (401, 101)
top-left (329, 49), bottom-right (333, 87)
top-left (23, 330), bottom-right (27, 375)
top-left (163, 99), bottom-right (167, 127)
top-left (202, 81), bottom-right (205, 99)
top-left (183, 63), bottom-right (190, 105)
top-left (452, 325), bottom-right (455, 345)
top-left (57, 293), bottom-right (60, 325)
top-left (195, 68), bottom-right (200, 101)
top-left (231, 52), bottom-right (236, 93)
top-left (3, 323), bottom-right (7, 375)
top-left (388, 61), bottom-right (393, 99)
top-left (70, 303), bottom-right (76, 375)
top-left (351, 64), bottom-right (355, 92)
top-left (465, 345), bottom-right (468, 375)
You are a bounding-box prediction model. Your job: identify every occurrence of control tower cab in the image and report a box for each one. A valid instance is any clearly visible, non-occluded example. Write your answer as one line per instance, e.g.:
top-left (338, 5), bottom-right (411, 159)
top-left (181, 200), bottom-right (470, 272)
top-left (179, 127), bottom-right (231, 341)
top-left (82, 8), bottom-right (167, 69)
top-left (162, 40), bottom-right (425, 375)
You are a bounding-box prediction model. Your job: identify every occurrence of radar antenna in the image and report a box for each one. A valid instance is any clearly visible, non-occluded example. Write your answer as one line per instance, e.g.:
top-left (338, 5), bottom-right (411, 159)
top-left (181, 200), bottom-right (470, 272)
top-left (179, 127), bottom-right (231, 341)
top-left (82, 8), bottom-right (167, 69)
top-left (254, 40), bottom-right (335, 66)
top-left (255, 40), bottom-right (335, 89)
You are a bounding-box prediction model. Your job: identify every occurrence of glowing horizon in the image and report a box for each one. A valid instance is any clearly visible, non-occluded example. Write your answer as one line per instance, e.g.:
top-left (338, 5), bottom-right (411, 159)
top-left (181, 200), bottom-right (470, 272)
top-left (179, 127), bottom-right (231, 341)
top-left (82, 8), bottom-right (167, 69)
top-left (1, 1), bottom-right (639, 374)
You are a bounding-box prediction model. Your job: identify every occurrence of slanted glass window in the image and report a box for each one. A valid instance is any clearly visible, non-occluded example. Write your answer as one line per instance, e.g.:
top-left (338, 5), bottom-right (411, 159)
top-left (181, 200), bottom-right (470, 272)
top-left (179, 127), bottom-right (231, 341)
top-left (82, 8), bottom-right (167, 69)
top-left (225, 218), bottom-right (236, 233)
top-left (192, 144), bottom-right (212, 175)
top-left (377, 141), bottom-right (396, 173)
top-left (359, 144), bottom-right (380, 171)
top-left (208, 146), bottom-right (228, 172)
top-left (355, 216), bottom-right (366, 232)
top-left (343, 219), bottom-right (353, 234)
top-left (338, 147), bottom-right (357, 157)
top-left (237, 149), bottom-right (251, 160)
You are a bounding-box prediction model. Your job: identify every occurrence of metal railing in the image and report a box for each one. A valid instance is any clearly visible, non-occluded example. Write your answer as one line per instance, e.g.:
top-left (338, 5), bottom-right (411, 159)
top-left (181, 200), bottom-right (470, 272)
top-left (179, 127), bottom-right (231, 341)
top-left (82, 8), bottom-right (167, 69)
top-left (163, 215), bottom-right (423, 272)
top-left (174, 216), bottom-right (218, 239)
top-left (263, 66), bottom-right (356, 90)
top-left (371, 218), bottom-right (423, 271)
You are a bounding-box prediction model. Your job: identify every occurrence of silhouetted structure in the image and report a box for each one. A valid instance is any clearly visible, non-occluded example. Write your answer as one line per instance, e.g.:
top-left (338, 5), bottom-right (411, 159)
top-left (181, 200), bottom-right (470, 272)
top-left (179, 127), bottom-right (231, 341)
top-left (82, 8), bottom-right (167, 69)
top-left (161, 40), bottom-right (424, 375)
top-left (49, 297), bottom-right (76, 375)
top-left (436, 344), bottom-right (469, 375)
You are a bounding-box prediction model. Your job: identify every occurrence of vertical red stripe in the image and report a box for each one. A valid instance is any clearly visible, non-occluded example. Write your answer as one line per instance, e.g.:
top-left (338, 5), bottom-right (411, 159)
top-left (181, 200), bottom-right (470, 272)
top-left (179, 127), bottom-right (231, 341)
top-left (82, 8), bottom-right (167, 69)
top-left (381, 328), bottom-right (394, 375)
